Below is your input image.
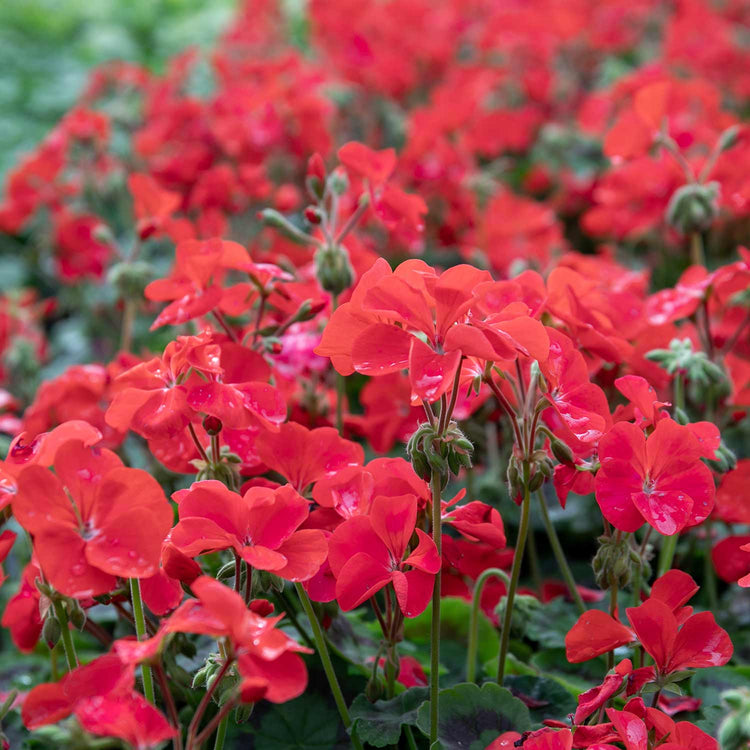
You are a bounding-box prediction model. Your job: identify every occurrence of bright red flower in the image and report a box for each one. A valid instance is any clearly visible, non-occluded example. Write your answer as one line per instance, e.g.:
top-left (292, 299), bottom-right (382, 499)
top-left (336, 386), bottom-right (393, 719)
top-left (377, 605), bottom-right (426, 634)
top-left (715, 460), bottom-right (750, 524)
top-left (171, 480), bottom-right (327, 582)
top-left (441, 490), bottom-right (506, 548)
top-left (625, 599), bottom-right (732, 676)
top-left (1, 562), bottom-right (43, 652)
top-left (595, 418), bottom-right (715, 535)
top-left (256, 421), bottom-right (363, 492)
top-left (541, 328), bottom-right (612, 443)
top-left (128, 173), bottom-right (181, 240)
top-left (22, 654), bottom-right (175, 749)
top-left (13, 439), bottom-right (172, 598)
top-left (166, 577), bottom-right (310, 703)
top-left (145, 238), bottom-right (252, 329)
top-left (328, 494), bottom-right (441, 617)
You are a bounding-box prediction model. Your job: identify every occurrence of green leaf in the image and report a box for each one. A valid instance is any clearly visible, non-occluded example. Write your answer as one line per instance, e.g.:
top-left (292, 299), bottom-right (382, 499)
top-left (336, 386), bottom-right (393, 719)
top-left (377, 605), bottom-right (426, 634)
top-left (350, 687), bottom-right (428, 747)
top-left (505, 675), bottom-right (577, 724)
top-left (416, 682), bottom-right (531, 750)
top-left (524, 597), bottom-right (579, 649)
top-left (251, 693), bottom-right (341, 749)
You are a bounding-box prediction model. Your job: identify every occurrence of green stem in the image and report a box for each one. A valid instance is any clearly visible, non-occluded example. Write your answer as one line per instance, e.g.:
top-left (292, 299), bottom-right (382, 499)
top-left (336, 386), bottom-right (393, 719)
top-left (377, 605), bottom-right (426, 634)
top-left (631, 560), bottom-right (642, 608)
top-left (497, 464), bottom-right (532, 684)
top-left (429, 471), bottom-right (443, 746)
top-left (295, 583), bottom-right (363, 750)
top-left (212, 713), bottom-right (228, 750)
top-left (404, 725), bottom-right (418, 750)
top-left (385, 644), bottom-right (397, 700)
top-left (673, 371), bottom-right (686, 413)
top-left (657, 534), bottom-right (679, 577)
top-left (608, 583), bottom-right (618, 672)
top-left (130, 578), bottom-right (155, 704)
top-left (704, 521), bottom-right (719, 611)
top-left (53, 600), bottom-right (78, 672)
top-left (536, 490), bottom-right (586, 614)
top-left (467, 568), bottom-right (510, 683)
top-left (690, 231), bottom-right (705, 267)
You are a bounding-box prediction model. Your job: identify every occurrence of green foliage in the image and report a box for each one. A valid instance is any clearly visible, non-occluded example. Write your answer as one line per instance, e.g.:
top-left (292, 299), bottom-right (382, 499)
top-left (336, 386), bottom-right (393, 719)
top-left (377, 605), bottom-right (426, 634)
top-left (0, 0), bottom-right (235, 178)
top-left (415, 682), bottom-right (531, 750)
top-left (248, 693), bottom-right (343, 750)
top-left (504, 675), bottom-right (577, 724)
top-left (350, 687), bottom-right (428, 747)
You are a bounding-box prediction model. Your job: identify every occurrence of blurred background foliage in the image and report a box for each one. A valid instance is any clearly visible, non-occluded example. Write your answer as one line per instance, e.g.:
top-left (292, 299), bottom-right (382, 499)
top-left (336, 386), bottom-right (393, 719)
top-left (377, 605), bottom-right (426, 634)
top-left (0, 0), bottom-right (237, 179)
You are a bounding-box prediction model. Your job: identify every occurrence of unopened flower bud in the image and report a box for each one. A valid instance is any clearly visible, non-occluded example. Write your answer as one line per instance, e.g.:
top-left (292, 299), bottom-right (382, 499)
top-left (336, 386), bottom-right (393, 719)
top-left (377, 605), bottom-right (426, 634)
top-left (549, 436), bottom-right (575, 466)
top-left (329, 168), bottom-right (349, 196)
top-left (107, 260), bottom-right (153, 300)
top-left (592, 535), bottom-right (633, 590)
top-left (314, 243), bottom-right (354, 296)
top-left (203, 415), bottom-right (222, 436)
top-left (665, 181), bottom-right (720, 235)
top-left (304, 206), bottom-right (322, 225)
top-left (43, 615), bottom-right (61, 647)
top-left (69, 602), bottom-right (86, 631)
top-left (365, 675), bottom-right (385, 702)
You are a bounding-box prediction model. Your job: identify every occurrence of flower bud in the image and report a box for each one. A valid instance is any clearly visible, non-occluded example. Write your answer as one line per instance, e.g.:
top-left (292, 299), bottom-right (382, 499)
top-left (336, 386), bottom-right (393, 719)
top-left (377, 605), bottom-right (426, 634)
top-left (365, 674), bottom-right (385, 702)
top-left (665, 181), bottom-right (720, 235)
top-left (314, 243), bottom-right (354, 296)
top-left (329, 168), bottom-right (349, 196)
top-left (107, 260), bottom-right (153, 300)
top-left (69, 602), bottom-right (86, 631)
top-left (202, 415), bottom-right (222, 436)
top-left (549, 436), bottom-right (575, 466)
top-left (592, 535), bottom-right (633, 590)
top-left (43, 615), bottom-right (61, 647)
top-left (304, 206), bottom-right (322, 225)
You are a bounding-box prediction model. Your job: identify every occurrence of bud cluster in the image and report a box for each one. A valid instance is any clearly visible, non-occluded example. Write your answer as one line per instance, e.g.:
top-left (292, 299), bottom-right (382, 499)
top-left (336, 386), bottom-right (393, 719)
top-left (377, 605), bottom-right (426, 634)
top-left (407, 420), bottom-right (473, 484)
top-left (592, 534), bottom-right (640, 590)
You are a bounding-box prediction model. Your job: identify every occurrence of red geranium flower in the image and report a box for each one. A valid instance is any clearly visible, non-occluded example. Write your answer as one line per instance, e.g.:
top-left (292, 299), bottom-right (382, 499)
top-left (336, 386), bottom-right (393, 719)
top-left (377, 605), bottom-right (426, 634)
top-left (171, 480), bottom-right (327, 581)
top-left (22, 654), bottom-right (175, 749)
top-left (625, 598), bottom-right (733, 676)
top-left (328, 493), bottom-right (441, 617)
top-left (13, 439), bottom-right (172, 598)
top-left (595, 418), bottom-right (715, 535)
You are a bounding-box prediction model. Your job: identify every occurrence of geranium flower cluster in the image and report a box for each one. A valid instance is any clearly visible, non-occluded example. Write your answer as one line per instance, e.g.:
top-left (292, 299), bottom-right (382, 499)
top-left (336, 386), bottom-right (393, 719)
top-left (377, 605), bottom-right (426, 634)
top-left (0, 1), bottom-right (749, 749)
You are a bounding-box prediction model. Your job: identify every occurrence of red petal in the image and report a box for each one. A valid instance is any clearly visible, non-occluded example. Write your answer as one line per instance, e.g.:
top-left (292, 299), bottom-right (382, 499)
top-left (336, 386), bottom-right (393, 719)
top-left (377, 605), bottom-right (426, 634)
top-left (408, 338), bottom-right (461, 403)
top-left (370, 493), bottom-right (417, 561)
top-left (565, 610), bottom-right (634, 663)
top-left (351, 323), bottom-right (412, 375)
top-left (273, 530), bottom-right (328, 582)
top-left (334, 552), bottom-right (392, 611)
top-left (625, 599), bottom-right (677, 673)
top-left (667, 611), bottom-right (733, 672)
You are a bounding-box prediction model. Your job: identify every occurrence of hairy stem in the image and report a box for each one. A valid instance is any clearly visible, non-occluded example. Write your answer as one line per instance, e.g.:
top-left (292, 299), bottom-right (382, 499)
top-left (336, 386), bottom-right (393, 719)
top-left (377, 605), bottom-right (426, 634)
top-left (429, 470), bottom-right (443, 746)
top-left (536, 489), bottom-right (586, 614)
top-left (53, 599), bottom-right (78, 672)
top-left (467, 568), bottom-right (510, 683)
top-left (295, 583), bottom-right (363, 750)
top-left (497, 464), bottom-right (531, 684)
top-left (130, 578), bottom-right (155, 704)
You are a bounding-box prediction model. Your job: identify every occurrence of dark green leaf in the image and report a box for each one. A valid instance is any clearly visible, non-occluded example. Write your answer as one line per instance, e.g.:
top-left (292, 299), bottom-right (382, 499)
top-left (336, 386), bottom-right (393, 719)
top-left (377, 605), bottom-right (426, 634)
top-left (505, 675), bottom-right (577, 724)
top-left (350, 687), bottom-right (428, 747)
top-left (251, 693), bottom-right (341, 750)
top-left (416, 682), bottom-right (531, 750)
